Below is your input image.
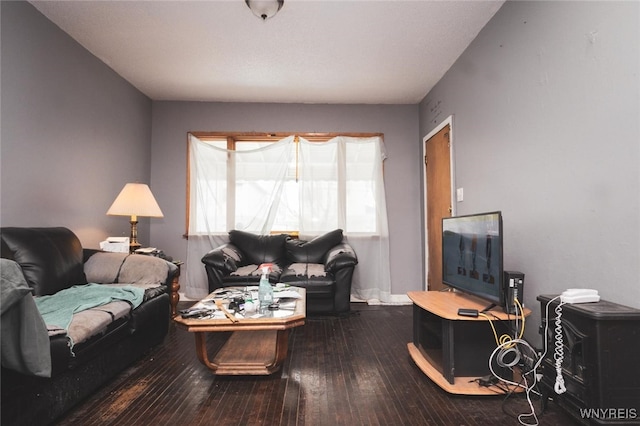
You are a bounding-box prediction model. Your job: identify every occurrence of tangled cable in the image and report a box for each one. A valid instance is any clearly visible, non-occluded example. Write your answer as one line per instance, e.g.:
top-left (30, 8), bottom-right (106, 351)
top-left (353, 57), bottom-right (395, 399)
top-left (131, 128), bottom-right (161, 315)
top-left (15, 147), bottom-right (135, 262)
top-left (553, 302), bottom-right (567, 394)
top-left (483, 299), bottom-right (544, 426)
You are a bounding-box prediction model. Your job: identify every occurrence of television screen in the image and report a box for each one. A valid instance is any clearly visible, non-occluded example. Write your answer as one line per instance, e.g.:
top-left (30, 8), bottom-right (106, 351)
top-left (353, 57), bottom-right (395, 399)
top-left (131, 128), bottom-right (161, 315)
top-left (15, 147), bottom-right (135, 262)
top-left (442, 211), bottom-right (503, 306)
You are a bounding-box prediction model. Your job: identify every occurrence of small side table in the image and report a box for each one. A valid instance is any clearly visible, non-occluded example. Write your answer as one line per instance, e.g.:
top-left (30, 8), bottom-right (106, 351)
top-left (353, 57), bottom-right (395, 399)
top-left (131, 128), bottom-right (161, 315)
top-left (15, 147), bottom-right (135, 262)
top-left (170, 261), bottom-right (183, 318)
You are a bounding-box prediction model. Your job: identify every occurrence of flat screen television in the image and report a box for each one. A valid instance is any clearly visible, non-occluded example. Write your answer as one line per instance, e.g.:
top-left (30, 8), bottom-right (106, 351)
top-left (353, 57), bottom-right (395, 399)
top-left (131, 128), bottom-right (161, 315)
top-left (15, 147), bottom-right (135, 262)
top-left (442, 211), bottom-right (503, 309)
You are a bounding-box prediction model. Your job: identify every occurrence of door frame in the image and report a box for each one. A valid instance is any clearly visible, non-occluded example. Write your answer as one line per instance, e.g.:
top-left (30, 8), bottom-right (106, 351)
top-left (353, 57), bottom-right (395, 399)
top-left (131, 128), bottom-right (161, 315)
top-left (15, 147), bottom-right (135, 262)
top-left (422, 115), bottom-right (456, 290)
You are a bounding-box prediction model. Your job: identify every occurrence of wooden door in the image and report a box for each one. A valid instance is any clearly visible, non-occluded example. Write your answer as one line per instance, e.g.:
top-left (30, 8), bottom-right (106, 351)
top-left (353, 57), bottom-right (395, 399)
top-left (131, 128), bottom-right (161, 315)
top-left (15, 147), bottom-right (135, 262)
top-left (424, 123), bottom-right (452, 291)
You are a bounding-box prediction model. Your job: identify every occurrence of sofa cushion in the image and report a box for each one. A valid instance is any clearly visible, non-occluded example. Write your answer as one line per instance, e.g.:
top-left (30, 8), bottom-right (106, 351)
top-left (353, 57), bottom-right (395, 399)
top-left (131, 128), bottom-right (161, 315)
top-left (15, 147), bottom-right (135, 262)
top-left (118, 255), bottom-right (172, 285)
top-left (225, 263), bottom-right (282, 284)
top-left (280, 263), bottom-right (334, 296)
top-left (66, 301), bottom-right (131, 347)
top-left (286, 229), bottom-right (344, 264)
top-left (84, 252), bottom-right (171, 286)
top-left (84, 252), bottom-right (125, 283)
top-left (229, 230), bottom-right (288, 266)
top-left (0, 227), bottom-right (86, 296)
top-left (35, 282), bottom-right (142, 325)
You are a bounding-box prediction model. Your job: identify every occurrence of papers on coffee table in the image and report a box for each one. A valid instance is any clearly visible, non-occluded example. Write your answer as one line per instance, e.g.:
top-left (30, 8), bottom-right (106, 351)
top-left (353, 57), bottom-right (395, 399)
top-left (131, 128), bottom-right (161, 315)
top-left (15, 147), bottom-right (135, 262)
top-left (182, 286), bottom-right (303, 320)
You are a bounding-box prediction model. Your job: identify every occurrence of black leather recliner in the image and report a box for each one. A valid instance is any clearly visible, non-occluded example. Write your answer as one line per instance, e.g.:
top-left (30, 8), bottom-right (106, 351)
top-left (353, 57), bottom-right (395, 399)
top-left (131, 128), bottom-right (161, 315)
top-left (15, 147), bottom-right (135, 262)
top-left (201, 229), bottom-right (358, 314)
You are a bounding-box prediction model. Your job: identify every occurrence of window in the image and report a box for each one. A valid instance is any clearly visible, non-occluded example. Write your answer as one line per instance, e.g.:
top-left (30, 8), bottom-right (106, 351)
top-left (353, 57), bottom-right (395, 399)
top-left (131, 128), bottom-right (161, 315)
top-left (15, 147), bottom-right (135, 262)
top-left (187, 133), bottom-right (385, 236)
top-left (184, 132), bottom-right (392, 303)
top-left (235, 140), bottom-right (298, 232)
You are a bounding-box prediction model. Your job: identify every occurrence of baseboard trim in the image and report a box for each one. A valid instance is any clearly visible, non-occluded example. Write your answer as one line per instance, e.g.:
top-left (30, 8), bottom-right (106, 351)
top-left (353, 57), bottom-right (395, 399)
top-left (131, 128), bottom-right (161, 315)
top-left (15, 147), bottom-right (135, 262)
top-left (350, 294), bottom-right (412, 306)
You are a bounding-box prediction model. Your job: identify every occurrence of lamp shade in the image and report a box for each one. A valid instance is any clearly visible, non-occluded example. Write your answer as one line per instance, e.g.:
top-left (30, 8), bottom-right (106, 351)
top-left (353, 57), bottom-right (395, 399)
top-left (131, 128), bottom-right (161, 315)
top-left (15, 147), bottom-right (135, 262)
top-left (106, 183), bottom-right (163, 219)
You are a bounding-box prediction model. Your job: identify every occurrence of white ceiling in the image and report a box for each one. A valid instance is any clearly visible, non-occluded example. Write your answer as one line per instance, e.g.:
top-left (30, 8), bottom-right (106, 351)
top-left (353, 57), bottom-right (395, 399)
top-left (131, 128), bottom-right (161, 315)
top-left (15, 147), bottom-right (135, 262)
top-left (30, 0), bottom-right (505, 104)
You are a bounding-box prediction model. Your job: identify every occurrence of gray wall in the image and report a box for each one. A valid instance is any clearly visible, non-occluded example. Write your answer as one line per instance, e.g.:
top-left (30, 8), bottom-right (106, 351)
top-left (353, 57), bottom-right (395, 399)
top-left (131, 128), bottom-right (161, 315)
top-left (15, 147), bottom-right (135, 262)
top-left (1, 1), bottom-right (424, 299)
top-left (149, 102), bottom-right (422, 296)
top-left (419, 1), bottom-right (640, 341)
top-left (1, 1), bottom-right (153, 246)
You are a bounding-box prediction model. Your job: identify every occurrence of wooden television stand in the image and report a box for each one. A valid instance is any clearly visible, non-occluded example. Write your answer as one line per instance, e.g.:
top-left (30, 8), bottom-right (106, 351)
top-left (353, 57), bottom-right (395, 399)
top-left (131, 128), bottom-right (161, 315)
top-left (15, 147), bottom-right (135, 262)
top-left (407, 291), bottom-right (531, 395)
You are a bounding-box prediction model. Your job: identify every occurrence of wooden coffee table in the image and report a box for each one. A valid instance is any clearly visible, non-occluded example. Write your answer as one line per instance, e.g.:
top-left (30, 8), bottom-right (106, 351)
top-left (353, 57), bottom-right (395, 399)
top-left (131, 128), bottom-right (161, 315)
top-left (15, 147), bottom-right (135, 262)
top-left (174, 287), bottom-right (305, 375)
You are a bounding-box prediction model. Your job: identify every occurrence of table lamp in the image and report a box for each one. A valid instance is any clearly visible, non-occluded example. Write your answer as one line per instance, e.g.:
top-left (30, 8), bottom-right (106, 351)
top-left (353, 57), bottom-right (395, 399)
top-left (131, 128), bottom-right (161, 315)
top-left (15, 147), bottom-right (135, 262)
top-left (106, 183), bottom-right (164, 253)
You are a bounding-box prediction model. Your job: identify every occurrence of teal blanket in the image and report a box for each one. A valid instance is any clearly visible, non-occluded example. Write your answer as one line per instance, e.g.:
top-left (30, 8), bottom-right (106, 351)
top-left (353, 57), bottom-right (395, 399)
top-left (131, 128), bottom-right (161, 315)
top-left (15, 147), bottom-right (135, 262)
top-left (35, 283), bottom-right (144, 332)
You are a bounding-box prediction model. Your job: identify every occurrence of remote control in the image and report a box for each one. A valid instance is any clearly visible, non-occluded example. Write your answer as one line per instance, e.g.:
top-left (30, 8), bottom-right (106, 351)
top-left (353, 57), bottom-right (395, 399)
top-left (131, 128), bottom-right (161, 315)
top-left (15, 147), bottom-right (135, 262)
top-left (457, 308), bottom-right (479, 317)
top-left (180, 308), bottom-right (210, 318)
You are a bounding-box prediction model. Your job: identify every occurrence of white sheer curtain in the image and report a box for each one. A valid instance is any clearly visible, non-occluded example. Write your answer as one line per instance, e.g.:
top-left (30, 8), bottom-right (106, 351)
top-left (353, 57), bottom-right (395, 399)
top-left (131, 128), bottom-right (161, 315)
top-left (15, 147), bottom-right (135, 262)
top-left (185, 135), bottom-right (229, 298)
top-left (185, 135), bottom-right (295, 297)
top-left (184, 134), bottom-right (391, 303)
top-left (298, 136), bottom-right (392, 302)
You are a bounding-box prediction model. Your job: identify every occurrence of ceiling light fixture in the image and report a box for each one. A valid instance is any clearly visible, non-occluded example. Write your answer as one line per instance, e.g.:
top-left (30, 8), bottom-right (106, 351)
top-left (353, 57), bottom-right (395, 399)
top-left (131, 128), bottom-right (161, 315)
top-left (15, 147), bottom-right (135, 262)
top-left (245, 0), bottom-right (284, 21)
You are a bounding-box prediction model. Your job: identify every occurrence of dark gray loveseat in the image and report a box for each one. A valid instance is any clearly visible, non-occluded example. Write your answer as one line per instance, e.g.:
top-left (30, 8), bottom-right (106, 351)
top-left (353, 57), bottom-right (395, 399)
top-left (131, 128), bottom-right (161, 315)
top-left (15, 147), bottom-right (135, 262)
top-left (1, 227), bottom-right (178, 425)
top-left (201, 229), bottom-right (357, 314)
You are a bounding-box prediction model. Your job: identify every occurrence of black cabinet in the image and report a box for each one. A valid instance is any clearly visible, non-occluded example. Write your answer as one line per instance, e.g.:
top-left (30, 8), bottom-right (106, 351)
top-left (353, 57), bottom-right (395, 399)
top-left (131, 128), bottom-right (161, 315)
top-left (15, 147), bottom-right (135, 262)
top-left (413, 304), bottom-right (511, 383)
top-left (537, 295), bottom-right (640, 425)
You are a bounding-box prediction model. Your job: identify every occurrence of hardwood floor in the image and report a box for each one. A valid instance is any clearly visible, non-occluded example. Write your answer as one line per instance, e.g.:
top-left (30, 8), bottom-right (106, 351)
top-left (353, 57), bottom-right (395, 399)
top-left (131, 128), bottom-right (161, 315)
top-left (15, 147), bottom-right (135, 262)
top-left (55, 303), bottom-right (577, 425)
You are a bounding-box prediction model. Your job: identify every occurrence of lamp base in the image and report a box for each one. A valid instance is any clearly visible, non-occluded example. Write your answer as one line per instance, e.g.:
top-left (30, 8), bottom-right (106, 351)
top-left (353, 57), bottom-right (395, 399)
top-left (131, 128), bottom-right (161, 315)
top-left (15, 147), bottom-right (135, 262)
top-left (129, 219), bottom-right (141, 254)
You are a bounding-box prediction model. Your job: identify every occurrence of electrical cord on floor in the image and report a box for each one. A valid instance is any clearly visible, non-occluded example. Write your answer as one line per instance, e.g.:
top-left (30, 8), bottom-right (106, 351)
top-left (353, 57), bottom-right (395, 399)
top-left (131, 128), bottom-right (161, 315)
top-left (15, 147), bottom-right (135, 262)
top-left (501, 376), bottom-right (549, 425)
top-left (487, 339), bottom-right (542, 426)
top-left (497, 295), bottom-right (570, 426)
top-left (501, 374), bottom-right (528, 419)
top-left (482, 298), bottom-right (547, 426)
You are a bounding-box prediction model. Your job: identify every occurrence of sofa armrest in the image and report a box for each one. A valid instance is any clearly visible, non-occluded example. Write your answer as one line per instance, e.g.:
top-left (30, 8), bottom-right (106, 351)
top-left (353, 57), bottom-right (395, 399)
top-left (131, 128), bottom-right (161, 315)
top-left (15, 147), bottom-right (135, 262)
top-left (324, 243), bottom-right (358, 273)
top-left (201, 243), bottom-right (244, 292)
top-left (83, 248), bottom-right (101, 263)
top-left (201, 243), bottom-right (243, 274)
top-left (325, 243), bottom-right (357, 313)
